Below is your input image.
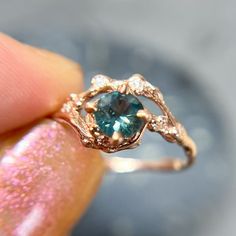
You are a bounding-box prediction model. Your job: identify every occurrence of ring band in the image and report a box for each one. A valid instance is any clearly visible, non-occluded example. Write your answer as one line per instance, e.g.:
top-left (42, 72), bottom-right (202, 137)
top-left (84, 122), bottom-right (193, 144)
top-left (54, 74), bottom-right (197, 173)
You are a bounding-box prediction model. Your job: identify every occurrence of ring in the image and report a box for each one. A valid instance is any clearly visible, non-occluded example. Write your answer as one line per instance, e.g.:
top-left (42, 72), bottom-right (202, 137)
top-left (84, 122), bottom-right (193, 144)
top-left (54, 74), bottom-right (197, 173)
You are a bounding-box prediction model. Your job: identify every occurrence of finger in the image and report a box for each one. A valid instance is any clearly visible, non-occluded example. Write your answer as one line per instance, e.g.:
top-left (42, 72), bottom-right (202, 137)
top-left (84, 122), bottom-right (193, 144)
top-left (0, 33), bottom-right (83, 134)
top-left (0, 119), bottom-right (105, 236)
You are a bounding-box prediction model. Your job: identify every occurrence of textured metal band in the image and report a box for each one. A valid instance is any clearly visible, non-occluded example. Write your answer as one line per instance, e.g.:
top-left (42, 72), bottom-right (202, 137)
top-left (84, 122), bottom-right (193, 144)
top-left (54, 74), bottom-right (197, 173)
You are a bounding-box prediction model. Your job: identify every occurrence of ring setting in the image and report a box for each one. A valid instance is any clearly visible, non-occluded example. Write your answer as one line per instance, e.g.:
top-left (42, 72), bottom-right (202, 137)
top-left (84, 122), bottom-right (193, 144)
top-left (55, 74), bottom-right (197, 173)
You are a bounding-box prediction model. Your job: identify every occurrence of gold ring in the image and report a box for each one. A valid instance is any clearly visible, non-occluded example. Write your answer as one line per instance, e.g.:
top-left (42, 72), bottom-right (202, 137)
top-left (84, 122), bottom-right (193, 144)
top-left (54, 74), bottom-right (197, 173)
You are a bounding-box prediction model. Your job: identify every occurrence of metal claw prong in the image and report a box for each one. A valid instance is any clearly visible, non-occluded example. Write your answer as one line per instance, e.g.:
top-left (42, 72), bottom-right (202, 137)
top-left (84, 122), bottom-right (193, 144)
top-left (137, 109), bottom-right (151, 121)
top-left (85, 102), bottom-right (97, 113)
top-left (111, 131), bottom-right (124, 145)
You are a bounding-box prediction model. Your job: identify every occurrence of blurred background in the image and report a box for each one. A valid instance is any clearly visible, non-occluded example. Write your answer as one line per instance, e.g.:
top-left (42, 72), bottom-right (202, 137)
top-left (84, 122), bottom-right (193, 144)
top-left (0, 0), bottom-right (235, 235)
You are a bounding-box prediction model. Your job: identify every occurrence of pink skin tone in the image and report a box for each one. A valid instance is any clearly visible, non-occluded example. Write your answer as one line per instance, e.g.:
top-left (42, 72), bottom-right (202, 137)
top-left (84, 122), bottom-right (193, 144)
top-left (0, 33), bottom-right (83, 134)
top-left (0, 34), bottom-right (104, 236)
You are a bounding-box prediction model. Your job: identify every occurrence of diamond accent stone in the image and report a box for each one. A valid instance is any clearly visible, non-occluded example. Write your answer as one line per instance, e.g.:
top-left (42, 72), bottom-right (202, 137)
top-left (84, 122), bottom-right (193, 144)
top-left (91, 75), bottom-right (110, 88)
top-left (148, 115), bottom-right (168, 132)
top-left (128, 75), bottom-right (144, 92)
top-left (62, 103), bottom-right (72, 113)
top-left (148, 115), bottom-right (181, 140)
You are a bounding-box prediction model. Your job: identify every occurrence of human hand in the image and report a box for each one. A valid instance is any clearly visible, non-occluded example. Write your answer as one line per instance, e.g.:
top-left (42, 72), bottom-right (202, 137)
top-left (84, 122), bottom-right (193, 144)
top-left (0, 33), bottom-right (105, 236)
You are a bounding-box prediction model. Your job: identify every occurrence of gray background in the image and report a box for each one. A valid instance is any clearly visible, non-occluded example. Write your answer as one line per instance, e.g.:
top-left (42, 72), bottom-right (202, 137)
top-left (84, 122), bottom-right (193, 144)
top-left (0, 1), bottom-right (235, 236)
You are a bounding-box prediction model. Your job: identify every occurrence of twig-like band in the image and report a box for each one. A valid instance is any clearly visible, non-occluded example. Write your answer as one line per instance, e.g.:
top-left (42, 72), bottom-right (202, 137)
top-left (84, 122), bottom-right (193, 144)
top-left (54, 74), bottom-right (197, 173)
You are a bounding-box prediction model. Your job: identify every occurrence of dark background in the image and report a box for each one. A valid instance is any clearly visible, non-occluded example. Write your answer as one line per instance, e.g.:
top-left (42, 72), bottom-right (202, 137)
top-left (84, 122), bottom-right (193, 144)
top-left (0, 1), bottom-right (235, 236)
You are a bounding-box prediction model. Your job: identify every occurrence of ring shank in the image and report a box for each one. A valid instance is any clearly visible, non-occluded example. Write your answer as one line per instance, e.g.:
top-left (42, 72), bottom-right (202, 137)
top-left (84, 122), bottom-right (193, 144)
top-left (105, 133), bottom-right (197, 173)
top-left (54, 114), bottom-right (196, 173)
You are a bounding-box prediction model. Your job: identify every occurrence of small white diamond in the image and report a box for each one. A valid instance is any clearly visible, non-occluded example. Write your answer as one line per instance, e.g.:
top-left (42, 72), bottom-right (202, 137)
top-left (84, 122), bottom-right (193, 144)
top-left (63, 103), bottom-right (72, 113)
top-left (91, 75), bottom-right (109, 88)
top-left (128, 75), bottom-right (144, 92)
top-left (157, 115), bottom-right (168, 124)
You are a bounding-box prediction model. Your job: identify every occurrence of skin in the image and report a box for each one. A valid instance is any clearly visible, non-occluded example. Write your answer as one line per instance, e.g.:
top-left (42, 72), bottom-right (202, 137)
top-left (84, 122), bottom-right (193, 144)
top-left (0, 33), bottom-right (105, 236)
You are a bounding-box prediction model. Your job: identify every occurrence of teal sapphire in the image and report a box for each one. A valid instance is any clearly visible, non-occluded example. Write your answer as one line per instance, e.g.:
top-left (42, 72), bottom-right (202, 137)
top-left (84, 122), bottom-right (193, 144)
top-left (94, 91), bottom-right (145, 138)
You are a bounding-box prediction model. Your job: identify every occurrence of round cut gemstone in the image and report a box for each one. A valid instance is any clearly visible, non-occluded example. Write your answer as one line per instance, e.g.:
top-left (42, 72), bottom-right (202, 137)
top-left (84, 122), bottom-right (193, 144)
top-left (94, 91), bottom-right (145, 138)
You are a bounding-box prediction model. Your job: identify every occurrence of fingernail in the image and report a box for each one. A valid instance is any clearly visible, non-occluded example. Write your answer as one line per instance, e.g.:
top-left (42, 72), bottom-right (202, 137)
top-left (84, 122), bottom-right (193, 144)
top-left (0, 119), bottom-right (105, 236)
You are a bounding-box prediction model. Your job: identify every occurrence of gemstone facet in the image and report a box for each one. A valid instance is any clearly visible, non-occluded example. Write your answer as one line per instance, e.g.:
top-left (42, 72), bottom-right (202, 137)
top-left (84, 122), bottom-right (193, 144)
top-left (94, 91), bottom-right (145, 138)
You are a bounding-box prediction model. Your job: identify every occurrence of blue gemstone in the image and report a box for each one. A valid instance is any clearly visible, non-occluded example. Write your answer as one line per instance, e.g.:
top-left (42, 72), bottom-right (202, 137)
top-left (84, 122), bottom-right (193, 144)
top-left (94, 91), bottom-right (145, 138)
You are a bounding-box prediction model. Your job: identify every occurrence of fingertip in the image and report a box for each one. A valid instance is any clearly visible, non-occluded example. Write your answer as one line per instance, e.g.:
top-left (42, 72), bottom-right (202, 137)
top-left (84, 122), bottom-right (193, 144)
top-left (0, 119), bottom-right (105, 236)
top-left (0, 33), bottom-right (83, 134)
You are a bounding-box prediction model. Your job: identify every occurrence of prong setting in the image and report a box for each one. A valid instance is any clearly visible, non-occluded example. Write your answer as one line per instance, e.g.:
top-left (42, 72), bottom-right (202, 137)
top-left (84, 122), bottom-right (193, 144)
top-left (85, 102), bottom-right (97, 113)
top-left (111, 132), bottom-right (124, 145)
top-left (136, 109), bottom-right (152, 122)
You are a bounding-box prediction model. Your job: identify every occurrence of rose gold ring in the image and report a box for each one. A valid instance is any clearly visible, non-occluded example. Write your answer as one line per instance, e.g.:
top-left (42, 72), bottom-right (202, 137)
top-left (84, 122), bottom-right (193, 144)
top-left (54, 74), bottom-right (197, 173)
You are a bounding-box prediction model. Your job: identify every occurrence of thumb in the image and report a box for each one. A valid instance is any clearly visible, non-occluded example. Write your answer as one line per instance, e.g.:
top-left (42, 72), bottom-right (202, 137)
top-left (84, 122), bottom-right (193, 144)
top-left (0, 33), bottom-right (105, 236)
top-left (0, 119), bottom-right (104, 236)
